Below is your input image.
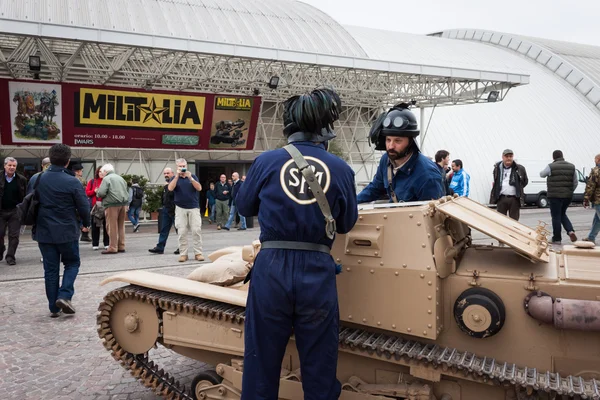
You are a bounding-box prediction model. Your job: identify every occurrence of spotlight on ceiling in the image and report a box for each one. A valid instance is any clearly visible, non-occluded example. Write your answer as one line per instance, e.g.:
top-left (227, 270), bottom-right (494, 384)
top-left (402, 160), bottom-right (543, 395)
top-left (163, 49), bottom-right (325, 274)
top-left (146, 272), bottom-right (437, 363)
top-left (253, 88), bottom-right (260, 96)
top-left (487, 90), bottom-right (499, 103)
top-left (29, 55), bottom-right (41, 72)
top-left (268, 76), bottom-right (280, 89)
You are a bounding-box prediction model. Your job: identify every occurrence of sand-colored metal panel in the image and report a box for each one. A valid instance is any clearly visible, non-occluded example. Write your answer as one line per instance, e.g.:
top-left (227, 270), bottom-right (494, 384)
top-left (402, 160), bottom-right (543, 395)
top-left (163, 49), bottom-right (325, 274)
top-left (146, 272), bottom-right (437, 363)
top-left (434, 197), bottom-right (550, 262)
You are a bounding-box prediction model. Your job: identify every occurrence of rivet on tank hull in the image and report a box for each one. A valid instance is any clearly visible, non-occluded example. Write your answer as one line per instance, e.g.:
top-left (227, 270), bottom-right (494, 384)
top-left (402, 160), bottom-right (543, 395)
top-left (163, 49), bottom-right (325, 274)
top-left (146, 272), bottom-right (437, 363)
top-left (346, 249), bottom-right (350, 253)
top-left (395, 271), bottom-right (399, 276)
top-left (428, 310), bottom-right (432, 314)
top-left (370, 269), bottom-right (374, 274)
top-left (407, 327), bottom-right (411, 332)
top-left (348, 315), bottom-right (352, 319)
top-left (427, 266), bottom-right (431, 270)
top-left (423, 331), bottom-right (427, 336)
top-left (420, 274), bottom-right (425, 278)
top-left (359, 216), bottom-right (363, 221)
top-left (403, 264), bottom-right (407, 268)
top-left (362, 318), bottom-right (367, 322)
top-left (380, 262), bottom-right (384, 266)
top-left (409, 214), bottom-right (413, 218)
top-left (377, 321), bottom-right (381, 326)
top-left (422, 243), bottom-right (426, 248)
top-left (428, 296), bottom-right (432, 300)
top-left (392, 324), bottom-right (396, 329)
top-left (336, 258), bottom-right (341, 262)
top-left (383, 215), bottom-right (388, 219)
top-left (428, 324), bottom-right (432, 328)
top-left (346, 267), bottom-right (351, 272)
top-left (374, 251), bottom-right (379, 256)
top-left (417, 222), bottom-right (422, 226)
top-left (376, 226), bottom-right (380, 231)
top-left (428, 281), bottom-right (432, 286)
top-left (358, 260), bottom-right (362, 264)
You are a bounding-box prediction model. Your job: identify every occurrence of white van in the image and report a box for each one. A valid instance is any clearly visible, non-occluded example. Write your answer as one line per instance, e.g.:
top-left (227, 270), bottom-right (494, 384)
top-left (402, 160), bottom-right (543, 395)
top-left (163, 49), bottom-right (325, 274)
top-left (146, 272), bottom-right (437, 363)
top-left (518, 159), bottom-right (588, 208)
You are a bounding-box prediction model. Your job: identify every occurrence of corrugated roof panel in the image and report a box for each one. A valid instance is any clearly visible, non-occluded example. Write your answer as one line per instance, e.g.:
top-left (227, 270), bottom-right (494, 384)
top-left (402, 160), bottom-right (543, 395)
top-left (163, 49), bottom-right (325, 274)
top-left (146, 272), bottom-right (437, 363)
top-left (0, 0), bottom-right (368, 57)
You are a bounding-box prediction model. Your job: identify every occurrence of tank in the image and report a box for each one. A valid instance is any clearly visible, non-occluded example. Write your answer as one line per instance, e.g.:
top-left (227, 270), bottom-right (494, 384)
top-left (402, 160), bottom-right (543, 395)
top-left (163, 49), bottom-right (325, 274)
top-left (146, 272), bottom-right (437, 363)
top-left (97, 196), bottom-right (600, 400)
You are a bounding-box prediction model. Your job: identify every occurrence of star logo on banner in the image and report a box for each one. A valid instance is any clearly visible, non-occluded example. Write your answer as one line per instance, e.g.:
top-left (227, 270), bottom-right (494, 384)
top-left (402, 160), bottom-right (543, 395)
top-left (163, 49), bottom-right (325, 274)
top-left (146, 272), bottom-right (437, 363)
top-left (137, 98), bottom-right (168, 124)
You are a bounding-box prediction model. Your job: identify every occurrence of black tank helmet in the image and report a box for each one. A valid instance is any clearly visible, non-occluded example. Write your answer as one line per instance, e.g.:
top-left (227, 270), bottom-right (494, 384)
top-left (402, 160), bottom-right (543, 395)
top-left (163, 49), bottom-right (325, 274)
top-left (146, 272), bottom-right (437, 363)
top-left (283, 87), bottom-right (341, 144)
top-left (369, 103), bottom-right (419, 150)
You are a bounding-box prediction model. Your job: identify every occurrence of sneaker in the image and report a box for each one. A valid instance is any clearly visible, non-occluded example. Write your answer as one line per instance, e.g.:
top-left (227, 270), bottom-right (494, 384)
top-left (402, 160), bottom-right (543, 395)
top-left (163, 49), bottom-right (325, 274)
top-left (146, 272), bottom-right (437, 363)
top-left (55, 298), bottom-right (76, 314)
top-left (174, 249), bottom-right (180, 255)
top-left (217, 224), bottom-right (221, 230)
top-left (104, 246), bottom-right (109, 250)
top-left (40, 257), bottom-right (43, 263)
top-left (178, 255), bottom-right (188, 262)
top-left (50, 311), bottom-right (62, 318)
top-left (134, 224), bottom-right (140, 232)
top-left (237, 227), bottom-right (246, 230)
top-left (101, 250), bottom-right (118, 255)
top-left (148, 247), bottom-right (164, 254)
top-left (568, 231), bottom-right (578, 242)
top-left (6, 258), bottom-right (15, 266)
top-left (223, 226), bottom-right (230, 231)
top-left (195, 254), bottom-right (205, 261)
top-left (551, 240), bottom-right (562, 245)
top-left (93, 246), bottom-right (99, 250)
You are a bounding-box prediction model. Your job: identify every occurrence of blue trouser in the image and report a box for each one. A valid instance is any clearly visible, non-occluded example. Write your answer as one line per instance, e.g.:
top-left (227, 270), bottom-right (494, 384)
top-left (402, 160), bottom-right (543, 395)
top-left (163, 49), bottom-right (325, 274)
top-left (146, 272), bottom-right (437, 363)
top-left (128, 206), bottom-right (141, 226)
top-left (157, 208), bottom-right (175, 251)
top-left (209, 204), bottom-right (216, 222)
top-left (242, 249), bottom-right (341, 400)
top-left (549, 198), bottom-right (574, 241)
top-left (38, 241), bottom-right (80, 313)
top-left (225, 204), bottom-right (246, 229)
top-left (587, 204), bottom-right (600, 241)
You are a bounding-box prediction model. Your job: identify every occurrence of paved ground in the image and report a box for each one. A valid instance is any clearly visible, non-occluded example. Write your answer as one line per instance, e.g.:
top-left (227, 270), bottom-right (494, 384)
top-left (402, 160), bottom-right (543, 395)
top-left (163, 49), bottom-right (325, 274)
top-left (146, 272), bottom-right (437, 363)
top-left (0, 207), bottom-right (596, 399)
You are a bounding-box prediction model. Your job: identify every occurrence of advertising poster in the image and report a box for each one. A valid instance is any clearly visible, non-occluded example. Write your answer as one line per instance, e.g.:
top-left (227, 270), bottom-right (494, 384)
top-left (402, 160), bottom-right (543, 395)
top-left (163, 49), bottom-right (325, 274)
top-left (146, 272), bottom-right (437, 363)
top-left (0, 81), bottom-right (261, 150)
top-left (209, 96), bottom-right (255, 150)
top-left (8, 81), bottom-right (62, 144)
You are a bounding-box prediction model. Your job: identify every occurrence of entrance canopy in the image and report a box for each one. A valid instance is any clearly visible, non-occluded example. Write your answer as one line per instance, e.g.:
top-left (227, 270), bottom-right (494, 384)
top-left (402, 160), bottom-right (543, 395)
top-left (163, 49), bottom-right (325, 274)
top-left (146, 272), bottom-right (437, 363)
top-left (0, 0), bottom-right (528, 109)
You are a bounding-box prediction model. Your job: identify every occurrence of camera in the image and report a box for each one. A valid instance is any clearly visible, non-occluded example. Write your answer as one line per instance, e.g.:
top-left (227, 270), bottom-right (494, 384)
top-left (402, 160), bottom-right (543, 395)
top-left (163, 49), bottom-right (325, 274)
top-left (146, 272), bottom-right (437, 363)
top-left (181, 167), bottom-right (187, 173)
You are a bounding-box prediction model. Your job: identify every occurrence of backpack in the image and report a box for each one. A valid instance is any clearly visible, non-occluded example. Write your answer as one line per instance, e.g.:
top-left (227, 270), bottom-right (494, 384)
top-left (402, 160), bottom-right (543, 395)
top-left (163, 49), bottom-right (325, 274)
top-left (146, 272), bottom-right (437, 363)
top-left (16, 173), bottom-right (43, 226)
top-left (130, 186), bottom-right (143, 207)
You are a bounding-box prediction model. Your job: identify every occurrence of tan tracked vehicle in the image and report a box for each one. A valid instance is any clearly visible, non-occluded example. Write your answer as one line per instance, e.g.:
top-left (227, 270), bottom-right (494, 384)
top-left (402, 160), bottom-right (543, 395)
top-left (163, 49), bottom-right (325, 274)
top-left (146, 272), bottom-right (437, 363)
top-left (97, 196), bottom-right (600, 400)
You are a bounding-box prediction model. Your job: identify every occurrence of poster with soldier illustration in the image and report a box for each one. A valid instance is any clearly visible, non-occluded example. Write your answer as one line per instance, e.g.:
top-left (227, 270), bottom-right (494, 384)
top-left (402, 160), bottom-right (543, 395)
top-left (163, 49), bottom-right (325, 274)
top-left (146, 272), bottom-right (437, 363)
top-left (9, 81), bottom-right (62, 144)
top-left (208, 96), bottom-right (254, 150)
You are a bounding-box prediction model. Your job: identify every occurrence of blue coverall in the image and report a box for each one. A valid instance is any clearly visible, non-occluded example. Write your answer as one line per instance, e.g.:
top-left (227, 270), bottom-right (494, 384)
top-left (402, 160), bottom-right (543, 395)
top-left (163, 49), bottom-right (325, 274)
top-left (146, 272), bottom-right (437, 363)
top-left (357, 151), bottom-right (445, 203)
top-left (236, 141), bottom-right (358, 400)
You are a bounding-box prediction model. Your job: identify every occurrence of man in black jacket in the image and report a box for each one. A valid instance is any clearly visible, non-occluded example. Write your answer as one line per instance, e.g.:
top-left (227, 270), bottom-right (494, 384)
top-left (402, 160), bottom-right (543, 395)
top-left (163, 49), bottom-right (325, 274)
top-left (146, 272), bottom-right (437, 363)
top-left (214, 174), bottom-right (231, 230)
top-left (540, 150), bottom-right (578, 244)
top-left (0, 157), bottom-right (27, 265)
top-left (149, 168), bottom-right (178, 254)
top-left (34, 144), bottom-right (90, 317)
top-left (223, 172), bottom-right (247, 230)
top-left (490, 149), bottom-right (528, 221)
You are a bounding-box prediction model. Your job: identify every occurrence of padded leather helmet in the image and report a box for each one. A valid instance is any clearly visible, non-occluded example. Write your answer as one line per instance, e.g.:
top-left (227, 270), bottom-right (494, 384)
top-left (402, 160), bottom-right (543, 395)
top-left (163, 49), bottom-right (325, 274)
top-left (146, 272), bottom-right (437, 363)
top-left (369, 103), bottom-right (419, 150)
top-left (283, 88), bottom-right (341, 144)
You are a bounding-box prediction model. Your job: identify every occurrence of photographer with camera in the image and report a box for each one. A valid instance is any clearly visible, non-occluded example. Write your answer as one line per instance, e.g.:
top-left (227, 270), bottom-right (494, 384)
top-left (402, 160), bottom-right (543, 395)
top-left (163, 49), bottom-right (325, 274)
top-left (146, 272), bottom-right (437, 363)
top-left (167, 158), bottom-right (203, 262)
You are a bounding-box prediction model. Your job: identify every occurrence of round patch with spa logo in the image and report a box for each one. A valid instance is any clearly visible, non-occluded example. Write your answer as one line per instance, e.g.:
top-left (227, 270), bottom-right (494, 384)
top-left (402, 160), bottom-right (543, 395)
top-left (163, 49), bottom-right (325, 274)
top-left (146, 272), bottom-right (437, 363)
top-left (279, 157), bottom-right (331, 205)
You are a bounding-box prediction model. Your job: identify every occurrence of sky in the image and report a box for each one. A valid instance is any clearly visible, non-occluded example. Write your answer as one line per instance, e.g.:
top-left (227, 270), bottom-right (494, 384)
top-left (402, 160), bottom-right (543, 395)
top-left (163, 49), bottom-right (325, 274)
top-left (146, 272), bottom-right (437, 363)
top-left (300, 0), bottom-right (600, 46)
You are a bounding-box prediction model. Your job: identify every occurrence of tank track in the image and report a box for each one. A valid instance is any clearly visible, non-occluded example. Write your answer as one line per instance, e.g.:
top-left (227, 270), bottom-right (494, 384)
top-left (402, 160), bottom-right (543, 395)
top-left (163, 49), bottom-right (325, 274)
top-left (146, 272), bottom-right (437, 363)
top-left (97, 285), bottom-right (600, 400)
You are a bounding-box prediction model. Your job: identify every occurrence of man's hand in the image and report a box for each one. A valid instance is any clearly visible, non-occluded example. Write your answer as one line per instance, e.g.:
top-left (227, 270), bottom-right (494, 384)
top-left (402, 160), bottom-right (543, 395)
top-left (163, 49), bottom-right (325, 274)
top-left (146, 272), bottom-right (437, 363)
top-left (185, 171), bottom-right (192, 179)
top-left (223, 190), bottom-right (229, 195)
top-left (81, 227), bottom-right (89, 233)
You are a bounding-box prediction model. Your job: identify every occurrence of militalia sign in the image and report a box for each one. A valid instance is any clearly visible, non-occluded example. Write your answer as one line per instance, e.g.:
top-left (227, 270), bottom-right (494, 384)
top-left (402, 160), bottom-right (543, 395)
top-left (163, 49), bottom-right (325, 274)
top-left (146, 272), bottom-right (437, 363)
top-left (0, 80), bottom-right (261, 150)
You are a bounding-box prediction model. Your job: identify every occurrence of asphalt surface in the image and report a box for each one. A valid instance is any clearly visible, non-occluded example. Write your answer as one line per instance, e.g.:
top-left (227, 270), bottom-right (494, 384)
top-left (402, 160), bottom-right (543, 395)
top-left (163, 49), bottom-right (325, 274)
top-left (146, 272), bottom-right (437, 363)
top-left (0, 207), bottom-right (596, 399)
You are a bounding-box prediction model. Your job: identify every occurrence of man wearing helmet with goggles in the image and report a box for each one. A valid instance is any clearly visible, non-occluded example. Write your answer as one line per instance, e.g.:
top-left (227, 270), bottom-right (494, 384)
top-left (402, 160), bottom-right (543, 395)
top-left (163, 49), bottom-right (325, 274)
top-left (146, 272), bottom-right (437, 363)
top-left (357, 103), bottom-right (444, 203)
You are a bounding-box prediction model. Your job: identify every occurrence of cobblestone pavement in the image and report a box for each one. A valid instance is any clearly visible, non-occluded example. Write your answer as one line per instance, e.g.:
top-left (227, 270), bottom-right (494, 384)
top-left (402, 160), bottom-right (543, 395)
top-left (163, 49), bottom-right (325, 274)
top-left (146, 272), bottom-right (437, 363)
top-left (0, 207), bottom-right (596, 399)
top-left (0, 221), bottom-right (258, 400)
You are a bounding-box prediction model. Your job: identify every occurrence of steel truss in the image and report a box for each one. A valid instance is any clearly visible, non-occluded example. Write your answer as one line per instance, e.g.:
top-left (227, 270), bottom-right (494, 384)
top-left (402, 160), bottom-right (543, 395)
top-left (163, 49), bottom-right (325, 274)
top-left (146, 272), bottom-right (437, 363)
top-left (0, 32), bottom-right (520, 183)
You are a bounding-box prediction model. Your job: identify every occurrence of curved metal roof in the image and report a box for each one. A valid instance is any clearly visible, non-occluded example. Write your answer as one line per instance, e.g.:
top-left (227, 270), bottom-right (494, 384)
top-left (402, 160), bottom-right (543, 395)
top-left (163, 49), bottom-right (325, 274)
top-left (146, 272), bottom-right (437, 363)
top-left (0, 0), bottom-right (368, 58)
top-left (437, 29), bottom-right (600, 112)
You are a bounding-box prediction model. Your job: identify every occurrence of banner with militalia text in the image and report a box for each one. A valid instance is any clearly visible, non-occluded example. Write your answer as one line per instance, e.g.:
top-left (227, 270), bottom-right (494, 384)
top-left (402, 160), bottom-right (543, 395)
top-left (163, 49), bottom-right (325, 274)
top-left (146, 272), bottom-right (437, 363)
top-left (0, 80), bottom-right (261, 150)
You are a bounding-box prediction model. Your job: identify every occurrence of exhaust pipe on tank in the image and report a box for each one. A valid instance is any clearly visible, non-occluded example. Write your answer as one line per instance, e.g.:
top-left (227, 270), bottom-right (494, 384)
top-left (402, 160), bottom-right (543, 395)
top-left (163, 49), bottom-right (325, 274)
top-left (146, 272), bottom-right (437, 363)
top-left (525, 291), bottom-right (600, 331)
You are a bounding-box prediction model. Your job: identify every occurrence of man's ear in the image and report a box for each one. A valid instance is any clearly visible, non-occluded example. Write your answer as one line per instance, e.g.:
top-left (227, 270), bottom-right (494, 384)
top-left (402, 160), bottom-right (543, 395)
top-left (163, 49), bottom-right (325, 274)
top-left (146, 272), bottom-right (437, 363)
top-left (65, 158), bottom-right (71, 168)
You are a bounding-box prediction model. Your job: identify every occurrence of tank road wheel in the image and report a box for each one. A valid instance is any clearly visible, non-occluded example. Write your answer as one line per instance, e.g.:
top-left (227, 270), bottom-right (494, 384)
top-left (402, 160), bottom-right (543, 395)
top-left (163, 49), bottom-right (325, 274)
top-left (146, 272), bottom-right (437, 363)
top-left (192, 370), bottom-right (224, 399)
top-left (109, 298), bottom-right (160, 355)
top-left (454, 287), bottom-right (506, 338)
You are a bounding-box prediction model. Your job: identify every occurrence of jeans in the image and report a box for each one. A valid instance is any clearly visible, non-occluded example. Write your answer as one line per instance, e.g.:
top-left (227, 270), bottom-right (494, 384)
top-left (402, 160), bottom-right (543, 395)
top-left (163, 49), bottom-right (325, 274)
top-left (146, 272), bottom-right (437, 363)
top-left (225, 204), bottom-right (246, 229)
top-left (209, 204), bottom-right (216, 222)
top-left (157, 209), bottom-right (175, 251)
top-left (587, 204), bottom-right (600, 241)
top-left (127, 206), bottom-right (141, 226)
top-left (549, 198), bottom-right (574, 241)
top-left (38, 241), bottom-right (80, 313)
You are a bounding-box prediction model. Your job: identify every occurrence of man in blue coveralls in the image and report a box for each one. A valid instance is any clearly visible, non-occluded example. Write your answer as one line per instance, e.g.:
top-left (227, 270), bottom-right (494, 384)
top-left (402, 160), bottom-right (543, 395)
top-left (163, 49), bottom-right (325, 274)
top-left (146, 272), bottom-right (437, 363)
top-left (236, 88), bottom-right (358, 399)
top-left (357, 103), bottom-right (444, 203)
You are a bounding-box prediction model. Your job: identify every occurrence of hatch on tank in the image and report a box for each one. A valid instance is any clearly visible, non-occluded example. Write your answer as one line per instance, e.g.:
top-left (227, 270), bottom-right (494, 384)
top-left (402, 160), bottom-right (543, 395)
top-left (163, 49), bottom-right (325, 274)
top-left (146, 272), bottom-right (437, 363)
top-left (433, 196), bottom-right (550, 263)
